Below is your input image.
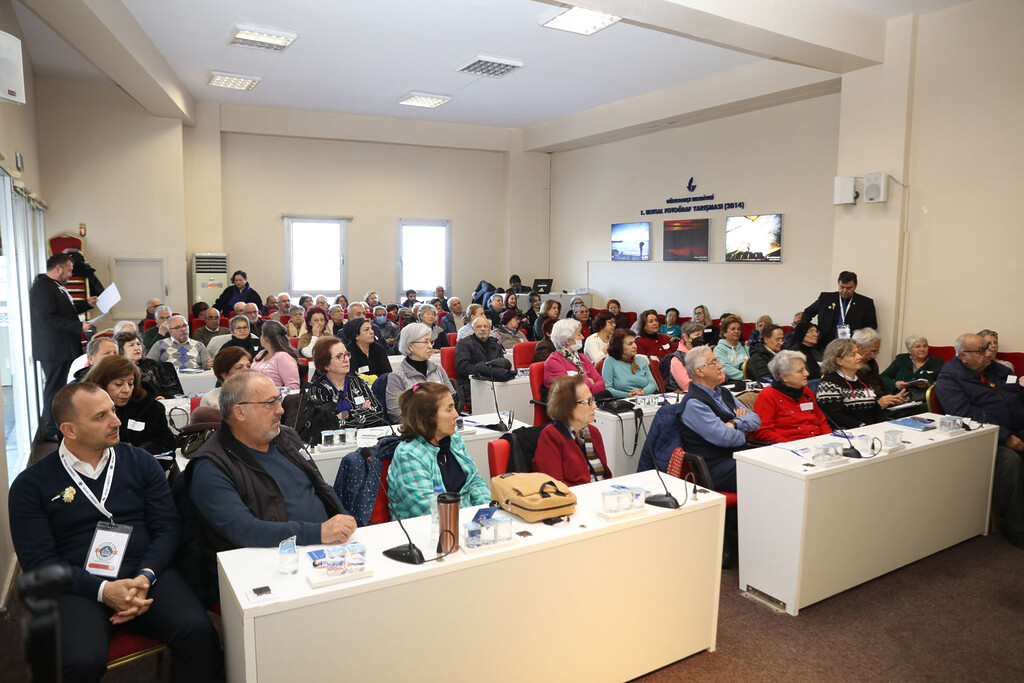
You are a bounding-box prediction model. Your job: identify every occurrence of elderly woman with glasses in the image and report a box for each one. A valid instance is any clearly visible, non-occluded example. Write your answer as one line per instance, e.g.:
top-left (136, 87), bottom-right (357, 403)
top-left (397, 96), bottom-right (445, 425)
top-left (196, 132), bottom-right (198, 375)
top-left (817, 339), bottom-right (906, 428)
top-left (222, 314), bottom-right (262, 358)
top-left (308, 337), bottom-right (383, 429)
top-left (386, 322), bottom-right (457, 423)
top-left (543, 319), bottom-right (610, 401)
top-left (533, 374), bottom-right (611, 487)
top-left (84, 355), bottom-right (176, 455)
top-left (880, 334), bottom-right (945, 401)
top-left (750, 350), bottom-right (831, 443)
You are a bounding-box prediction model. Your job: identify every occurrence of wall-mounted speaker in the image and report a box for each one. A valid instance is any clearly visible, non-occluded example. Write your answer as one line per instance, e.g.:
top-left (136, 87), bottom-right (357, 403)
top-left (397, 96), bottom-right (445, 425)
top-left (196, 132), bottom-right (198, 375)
top-left (863, 172), bottom-right (888, 203)
top-left (0, 30), bottom-right (25, 105)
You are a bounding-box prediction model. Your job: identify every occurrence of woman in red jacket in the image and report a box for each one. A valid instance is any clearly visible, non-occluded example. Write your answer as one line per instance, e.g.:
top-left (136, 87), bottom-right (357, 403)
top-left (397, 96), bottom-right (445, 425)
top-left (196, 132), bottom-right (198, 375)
top-left (750, 349), bottom-right (831, 443)
top-left (634, 309), bottom-right (673, 360)
top-left (534, 374), bottom-right (612, 487)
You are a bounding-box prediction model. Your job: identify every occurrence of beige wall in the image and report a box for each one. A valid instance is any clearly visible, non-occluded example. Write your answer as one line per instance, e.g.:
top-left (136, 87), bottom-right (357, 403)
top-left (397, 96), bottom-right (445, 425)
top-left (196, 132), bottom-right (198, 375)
top-left (219, 132), bottom-right (510, 304)
top-left (549, 94), bottom-right (841, 326)
top-left (35, 77), bottom-right (188, 315)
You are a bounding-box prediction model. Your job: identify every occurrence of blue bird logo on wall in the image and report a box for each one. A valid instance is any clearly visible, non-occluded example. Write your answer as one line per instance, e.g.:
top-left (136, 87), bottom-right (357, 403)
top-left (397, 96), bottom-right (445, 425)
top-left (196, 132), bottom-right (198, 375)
top-left (687, 177), bottom-right (697, 192)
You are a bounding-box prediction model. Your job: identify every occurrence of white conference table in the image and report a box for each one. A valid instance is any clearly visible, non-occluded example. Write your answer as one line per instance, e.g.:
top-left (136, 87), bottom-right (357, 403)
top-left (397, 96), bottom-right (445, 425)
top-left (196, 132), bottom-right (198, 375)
top-left (176, 369), bottom-right (216, 395)
top-left (735, 415), bottom-right (998, 616)
top-left (217, 470), bottom-right (724, 683)
top-left (470, 373), bottom-right (532, 422)
top-left (593, 394), bottom-right (680, 478)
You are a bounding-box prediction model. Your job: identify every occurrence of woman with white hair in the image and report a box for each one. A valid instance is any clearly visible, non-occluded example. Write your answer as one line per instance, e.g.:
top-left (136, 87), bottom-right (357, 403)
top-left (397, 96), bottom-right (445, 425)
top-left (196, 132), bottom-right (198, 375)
top-left (880, 334), bottom-right (944, 401)
top-left (385, 322), bottom-right (456, 422)
top-left (750, 350), bottom-right (830, 443)
top-left (543, 319), bottom-right (610, 400)
top-left (416, 303), bottom-right (447, 350)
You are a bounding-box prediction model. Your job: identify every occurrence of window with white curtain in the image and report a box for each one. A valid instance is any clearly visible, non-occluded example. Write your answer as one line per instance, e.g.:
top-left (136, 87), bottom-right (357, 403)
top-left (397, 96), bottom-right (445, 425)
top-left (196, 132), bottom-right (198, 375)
top-left (284, 217), bottom-right (349, 295)
top-left (397, 218), bottom-right (450, 298)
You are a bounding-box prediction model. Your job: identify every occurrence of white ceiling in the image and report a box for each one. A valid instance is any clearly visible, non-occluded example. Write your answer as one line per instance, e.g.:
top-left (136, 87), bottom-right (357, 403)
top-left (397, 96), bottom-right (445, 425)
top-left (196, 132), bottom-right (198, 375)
top-left (13, 0), bottom-right (973, 128)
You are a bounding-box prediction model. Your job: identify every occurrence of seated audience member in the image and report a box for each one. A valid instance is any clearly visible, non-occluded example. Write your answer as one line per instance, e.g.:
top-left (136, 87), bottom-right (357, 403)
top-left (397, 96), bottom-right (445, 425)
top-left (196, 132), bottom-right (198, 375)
top-left (314, 294), bottom-right (329, 309)
top-left (297, 306), bottom-right (329, 358)
top-left (285, 306), bottom-right (305, 337)
top-left (250, 320), bottom-right (301, 391)
top-left (457, 303), bottom-right (487, 341)
top-left (118, 331), bottom-right (184, 399)
top-left (222, 314), bottom-right (262, 358)
top-left (746, 324), bottom-right (784, 382)
top-left (978, 329), bottom-right (1016, 371)
top-left (343, 301), bottom-right (386, 345)
top-left (534, 374), bottom-right (611, 486)
top-left (345, 318), bottom-right (390, 377)
top-left (585, 311), bottom-right (616, 364)
top-left (677, 346), bottom-right (762, 491)
top-left (373, 305), bottom-right (399, 347)
top-left (308, 337), bottom-right (383, 428)
top-left (935, 333), bottom-right (1024, 549)
top-left (484, 293), bottom-right (505, 327)
top-left (523, 292), bottom-right (542, 341)
top-left (532, 317), bottom-right (559, 364)
top-left (853, 327), bottom-right (885, 396)
top-left (714, 315), bottom-right (750, 381)
top-left (277, 292), bottom-right (292, 313)
top-left (148, 315), bottom-right (213, 370)
top-left (386, 323), bottom-right (457, 423)
top-left (534, 299), bottom-right (561, 339)
top-left (784, 320), bottom-right (823, 380)
top-left (750, 350), bottom-right (830, 443)
top-left (327, 304), bottom-right (346, 336)
top-left (142, 305), bottom-right (172, 351)
top-left (364, 291), bottom-right (379, 310)
top-left (572, 303), bottom-right (592, 336)
top-left (113, 320), bottom-right (137, 337)
top-left (544, 319), bottom-right (610, 401)
top-left (417, 303), bottom-right (447, 350)
top-left (191, 301), bottom-right (209, 320)
top-left (138, 296), bottom-right (162, 328)
top-left (454, 316), bottom-right (510, 400)
top-left (745, 315), bottom-right (770, 346)
top-left (492, 309), bottom-right (527, 350)
top-left (215, 269), bottom-right (262, 315)
top-left (564, 295), bottom-right (585, 319)
top-left (297, 295), bottom-right (313, 311)
top-left (264, 294), bottom-right (279, 313)
top-left (636, 309), bottom-right (674, 359)
top-left (783, 311), bottom-right (803, 345)
top-left (9, 383), bottom-right (221, 682)
top-left (816, 339), bottom-right (905, 428)
top-left (334, 294), bottom-right (349, 310)
top-left (183, 371), bottom-right (355, 602)
top-left (232, 302), bottom-right (245, 319)
top-left (85, 356), bottom-right (176, 455)
top-left (401, 289), bottom-right (418, 308)
top-left (880, 335), bottom-right (944, 401)
top-left (602, 329), bottom-right (659, 398)
top-left (606, 299), bottom-right (629, 329)
top-left (193, 307), bottom-right (227, 347)
top-left (663, 321), bottom-right (710, 392)
top-left (68, 336), bottom-right (119, 383)
top-left (200, 346), bottom-right (252, 410)
top-left (386, 382), bottom-right (490, 519)
top-left (438, 297), bottom-right (465, 336)
top-left (242, 302), bottom-right (264, 337)
top-left (692, 305), bottom-right (720, 347)
top-left (502, 291), bottom-right (520, 314)
top-left (660, 308), bottom-right (682, 340)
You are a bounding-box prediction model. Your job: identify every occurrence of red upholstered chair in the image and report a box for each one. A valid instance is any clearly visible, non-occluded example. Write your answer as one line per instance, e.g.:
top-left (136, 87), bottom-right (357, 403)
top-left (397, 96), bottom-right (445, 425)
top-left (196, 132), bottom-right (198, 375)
top-left (929, 346), bottom-right (956, 363)
top-left (657, 314), bottom-right (666, 325)
top-left (529, 361), bottom-right (548, 426)
top-left (487, 439), bottom-right (510, 478)
top-left (667, 447), bottom-right (738, 508)
top-left (190, 396), bottom-right (202, 413)
top-left (741, 322), bottom-right (755, 341)
top-left (781, 325), bottom-right (794, 335)
top-left (679, 316), bottom-right (692, 324)
top-left (369, 459), bottom-right (393, 524)
top-left (925, 385), bottom-right (944, 414)
top-left (997, 352), bottom-right (1024, 377)
top-left (143, 320), bottom-right (157, 332)
top-left (512, 341), bottom-right (538, 369)
top-left (712, 318), bottom-right (721, 327)
top-left (289, 337), bottom-right (300, 349)
top-left (589, 307), bottom-right (604, 321)
top-left (440, 347), bottom-right (458, 381)
top-left (438, 311), bottom-right (448, 321)
top-left (221, 317), bottom-right (230, 328)
top-left (595, 358), bottom-right (604, 374)
top-left (191, 318), bottom-right (205, 332)
top-left (447, 333), bottom-right (457, 347)
top-left (387, 312), bottom-right (396, 322)
top-left (649, 356), bottom-right (666, 393)
top-left (623, 311), bottom-right (637, 327)
top-left (107, 629), bottom-right (166, 671)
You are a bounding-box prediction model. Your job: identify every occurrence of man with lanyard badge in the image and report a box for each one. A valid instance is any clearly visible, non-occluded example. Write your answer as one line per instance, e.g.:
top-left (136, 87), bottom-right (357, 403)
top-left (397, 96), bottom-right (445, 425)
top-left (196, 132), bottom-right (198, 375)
top-left (799, 270), bottom-right (878, 352)
top-left (8, 383), bottom-right (220, 682)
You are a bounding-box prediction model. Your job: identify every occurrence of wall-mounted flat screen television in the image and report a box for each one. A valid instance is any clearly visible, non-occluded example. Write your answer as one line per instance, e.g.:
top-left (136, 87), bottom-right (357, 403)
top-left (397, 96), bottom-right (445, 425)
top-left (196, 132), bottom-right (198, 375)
top-left (725, 214), bottom-right (783, 263)
top-left (663, 219), bottom-right (709, 262)
top-left (611, 222), bottom-right (650, 261)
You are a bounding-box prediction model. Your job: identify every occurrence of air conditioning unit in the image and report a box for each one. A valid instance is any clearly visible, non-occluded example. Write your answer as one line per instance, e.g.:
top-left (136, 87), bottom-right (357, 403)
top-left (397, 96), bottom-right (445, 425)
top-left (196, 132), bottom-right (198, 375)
top-left (191, 253), bottom-right (229, 303)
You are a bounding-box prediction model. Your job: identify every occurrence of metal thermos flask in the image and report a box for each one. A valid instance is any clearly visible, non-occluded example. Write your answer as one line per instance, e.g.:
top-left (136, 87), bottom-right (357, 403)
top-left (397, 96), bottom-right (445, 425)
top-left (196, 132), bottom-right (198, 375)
top-left (437, 492), bottom-right (461, 554)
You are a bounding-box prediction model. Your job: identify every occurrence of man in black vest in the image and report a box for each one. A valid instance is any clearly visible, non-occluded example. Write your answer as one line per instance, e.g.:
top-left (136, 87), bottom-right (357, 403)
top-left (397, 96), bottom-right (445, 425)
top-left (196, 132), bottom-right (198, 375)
top-left (30, 252), bottom-right (98, 441)
top-left (800, 270), bottom-right (878, 352)
top-left (181, 371), bottom-right (356, 602)
top-left (678, 347), bottom-right (761, 492)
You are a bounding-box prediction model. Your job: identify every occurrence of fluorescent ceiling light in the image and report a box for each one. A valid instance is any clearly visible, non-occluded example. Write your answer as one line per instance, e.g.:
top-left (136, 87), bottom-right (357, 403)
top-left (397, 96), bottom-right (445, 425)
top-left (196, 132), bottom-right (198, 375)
top-left (208, 71), bottom-right (261, 90)
top-left (230, 25), bottom-right (297, 52)
top-left (542, 7), bottom-right (621, 35)
top-left (456, 55), bottom-right (524, 78)
top-left (398, 92), bottom-right (451, 108)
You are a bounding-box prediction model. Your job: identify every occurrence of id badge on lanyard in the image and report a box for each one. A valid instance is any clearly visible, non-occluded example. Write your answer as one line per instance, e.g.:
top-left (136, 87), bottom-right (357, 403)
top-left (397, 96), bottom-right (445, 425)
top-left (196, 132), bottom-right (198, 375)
top-left (837, 296), bottom-right (852, 339)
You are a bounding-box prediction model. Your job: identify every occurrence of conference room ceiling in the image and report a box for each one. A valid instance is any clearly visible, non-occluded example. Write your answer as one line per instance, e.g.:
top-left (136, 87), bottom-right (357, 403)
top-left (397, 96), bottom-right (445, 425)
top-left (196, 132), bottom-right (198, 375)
top-left (14, 0), bottom-right (971, 129)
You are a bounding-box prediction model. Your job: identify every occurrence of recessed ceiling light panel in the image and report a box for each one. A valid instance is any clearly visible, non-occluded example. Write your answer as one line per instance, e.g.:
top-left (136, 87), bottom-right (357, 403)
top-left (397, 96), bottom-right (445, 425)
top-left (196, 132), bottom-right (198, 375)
top-left (397, 92), bottom-right (452, 108)
top-left (230, 24), bottom-right (297, 52)
top-left (208, 71), bottom-right (261, 90)
top-left (542, 7), bottom-right (621, 35)
top-left (456, 54), bottom-right (524, 78)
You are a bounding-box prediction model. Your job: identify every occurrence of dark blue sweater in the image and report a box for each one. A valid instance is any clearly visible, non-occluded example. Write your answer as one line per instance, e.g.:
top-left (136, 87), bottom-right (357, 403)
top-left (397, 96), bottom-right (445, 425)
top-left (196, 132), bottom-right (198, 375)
top-left (8, 444), bottom-right (180, 599)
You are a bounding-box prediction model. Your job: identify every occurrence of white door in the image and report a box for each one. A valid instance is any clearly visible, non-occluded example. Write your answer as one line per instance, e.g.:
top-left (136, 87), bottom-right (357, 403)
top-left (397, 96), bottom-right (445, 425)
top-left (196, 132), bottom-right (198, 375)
top-left (109, 256), bottom-right (167, 322)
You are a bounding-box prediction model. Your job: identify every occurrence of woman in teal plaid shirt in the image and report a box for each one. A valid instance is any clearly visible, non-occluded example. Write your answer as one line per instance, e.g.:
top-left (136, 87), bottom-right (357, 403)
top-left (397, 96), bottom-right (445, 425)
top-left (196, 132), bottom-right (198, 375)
top-left (386, 382), bottom-right (491, 519)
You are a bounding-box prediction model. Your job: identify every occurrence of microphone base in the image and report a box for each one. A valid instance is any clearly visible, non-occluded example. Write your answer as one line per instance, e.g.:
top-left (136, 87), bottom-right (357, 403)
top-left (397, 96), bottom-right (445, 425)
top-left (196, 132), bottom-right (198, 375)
top-left (383, 543), bottom-right (425, 565)
top-left (645, 493), bottom-right (681, 509)
top-left (841, 446), bottom-right (863, 459)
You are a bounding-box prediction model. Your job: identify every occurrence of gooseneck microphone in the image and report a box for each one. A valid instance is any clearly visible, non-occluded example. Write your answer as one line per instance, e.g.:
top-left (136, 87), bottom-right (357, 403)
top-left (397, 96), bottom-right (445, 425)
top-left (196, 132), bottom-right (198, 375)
top-left (362, 449), bottom-right (425, 565)
top-left (819, 411), bottom-right (863, 459)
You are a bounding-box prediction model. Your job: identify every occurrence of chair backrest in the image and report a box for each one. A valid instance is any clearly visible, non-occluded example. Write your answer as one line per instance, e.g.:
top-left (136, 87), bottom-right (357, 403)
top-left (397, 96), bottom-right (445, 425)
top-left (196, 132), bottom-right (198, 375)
top-left (438, 311), bottom-right (448, 321)
top-left (191, 318), bottom-right (205, 332)
top-left (595, 358), bottom-right (604, 374)
top-left (189, 396), bottom-right (202, 413)
top-left (440, 346), bottom-right (457, 380)
top-left (649, 356), bottom-right (666, 393)
top-left (529, 361), bottom-right (548, 426)
top-left (512, 341), bottom-right (538, 369)
top-left (142, 319), bottom-right (157, 332)
top-left (997, 352), bottom-right (1024, 377)
top-left (781, 325), bottom-right (794, 335)
top-left (925, 384), bottom-right (944, 414)
top-left (679, 316), bottom-right (692, 324)
top-left (289, 337), bottom-right (299, 349)
top-left (712, 318), bottom-right (721, 327)
top-left (447, 332), bottom-right (457, 347)
top-left (623, 311), bottom-right (637, 327)
top-left (741, 322), bottom-right (755, 341)
top-left (657, 313), bottom-right (666, 324)
top-left (487, 439), bottom-right (510, 478)
top-left (368, 458), bottom-right (392, 524)
top-left (930, 345), bottom-right (956, 363)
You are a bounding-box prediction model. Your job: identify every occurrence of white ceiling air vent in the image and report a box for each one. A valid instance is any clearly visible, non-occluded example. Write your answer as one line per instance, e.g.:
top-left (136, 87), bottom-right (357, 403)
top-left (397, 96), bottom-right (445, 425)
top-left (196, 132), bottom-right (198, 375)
top-left (456, 55), bottom-right (524, 78)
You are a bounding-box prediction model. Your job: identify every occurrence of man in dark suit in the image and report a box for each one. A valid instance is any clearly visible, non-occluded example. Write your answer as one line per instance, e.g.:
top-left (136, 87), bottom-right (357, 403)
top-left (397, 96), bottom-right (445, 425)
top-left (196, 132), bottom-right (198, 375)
top-left (800, 270), bottom-right (877, 352)
top-left (30, 252), bottom-right (97, 441)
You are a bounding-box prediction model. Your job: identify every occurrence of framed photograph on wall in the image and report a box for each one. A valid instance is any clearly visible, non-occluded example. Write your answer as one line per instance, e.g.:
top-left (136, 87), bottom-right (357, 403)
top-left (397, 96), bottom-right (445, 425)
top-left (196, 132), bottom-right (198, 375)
top-left (611, 222), bottom-right (650, 261)
top-left (725, 214), bottom-right (783, 262)
top-left (663, 219), bottom-right (709, 262)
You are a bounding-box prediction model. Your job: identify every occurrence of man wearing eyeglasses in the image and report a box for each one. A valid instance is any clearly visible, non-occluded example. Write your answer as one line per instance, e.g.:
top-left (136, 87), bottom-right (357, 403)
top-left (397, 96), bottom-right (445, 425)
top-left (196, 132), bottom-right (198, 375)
top-left (147, 315), bottom-right (213, 370)
top-left (936, 333), bottom-right (1024, 549)
top-left (179, 371), bottom-right (356, 602)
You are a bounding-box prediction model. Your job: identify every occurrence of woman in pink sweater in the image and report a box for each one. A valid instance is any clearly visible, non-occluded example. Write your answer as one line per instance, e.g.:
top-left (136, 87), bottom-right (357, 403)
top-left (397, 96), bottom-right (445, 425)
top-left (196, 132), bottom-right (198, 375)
top-left (249, 320), bottom-right (300, 390)
top-left (543, 319), bottom-right (611, 401)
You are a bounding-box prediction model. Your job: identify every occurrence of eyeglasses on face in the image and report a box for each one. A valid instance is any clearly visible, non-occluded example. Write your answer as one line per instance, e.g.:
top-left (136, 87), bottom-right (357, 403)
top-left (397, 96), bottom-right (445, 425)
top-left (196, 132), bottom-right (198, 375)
top-left (333, 352), bottom-right (350, 361)
top-left (576, 398), bottom-right (597, 406)
top-left (238, 396), bottom-right (284, 409)
top-left (169, 324), bottom-right (188, 331)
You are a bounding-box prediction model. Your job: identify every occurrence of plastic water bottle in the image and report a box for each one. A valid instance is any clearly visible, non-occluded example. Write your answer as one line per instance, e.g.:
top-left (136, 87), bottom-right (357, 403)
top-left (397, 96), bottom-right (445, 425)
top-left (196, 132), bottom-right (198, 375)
top-left (429, 486), bottom-right (444, 547)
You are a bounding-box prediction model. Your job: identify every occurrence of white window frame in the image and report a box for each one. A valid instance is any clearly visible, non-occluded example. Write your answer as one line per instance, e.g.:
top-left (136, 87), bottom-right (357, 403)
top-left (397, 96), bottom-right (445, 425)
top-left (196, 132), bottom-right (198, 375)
top-left (283, 216), bottom-right (349, 297)
top-left (395, 218), bottom-right (451, 301)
